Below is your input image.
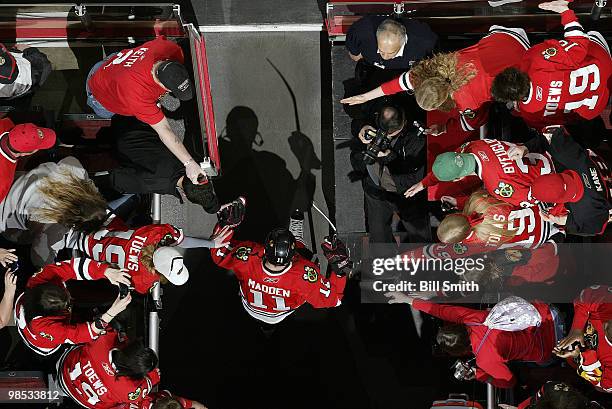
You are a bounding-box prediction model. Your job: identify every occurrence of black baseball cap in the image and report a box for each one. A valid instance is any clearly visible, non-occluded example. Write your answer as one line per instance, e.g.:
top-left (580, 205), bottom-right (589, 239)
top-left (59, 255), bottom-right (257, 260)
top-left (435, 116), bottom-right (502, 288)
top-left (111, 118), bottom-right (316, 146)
top-left (0, 45), bottom-right (18, 84)
top-left (156, 60), bottom-right (194, 101)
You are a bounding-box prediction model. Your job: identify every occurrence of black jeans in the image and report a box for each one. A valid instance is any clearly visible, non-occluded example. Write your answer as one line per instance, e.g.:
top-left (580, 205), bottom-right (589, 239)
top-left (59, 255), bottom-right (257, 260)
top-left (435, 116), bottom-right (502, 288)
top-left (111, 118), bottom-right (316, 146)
top-left (109, 116), bottom-right (184, 195)
top-left (364, 184), bottom-right (431, 245)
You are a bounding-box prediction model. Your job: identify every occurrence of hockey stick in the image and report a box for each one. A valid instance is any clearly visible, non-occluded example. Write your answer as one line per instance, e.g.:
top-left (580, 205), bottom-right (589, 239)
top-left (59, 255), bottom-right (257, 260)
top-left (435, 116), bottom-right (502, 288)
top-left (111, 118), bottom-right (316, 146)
top-left (311, 201), bottom-right (337, 233)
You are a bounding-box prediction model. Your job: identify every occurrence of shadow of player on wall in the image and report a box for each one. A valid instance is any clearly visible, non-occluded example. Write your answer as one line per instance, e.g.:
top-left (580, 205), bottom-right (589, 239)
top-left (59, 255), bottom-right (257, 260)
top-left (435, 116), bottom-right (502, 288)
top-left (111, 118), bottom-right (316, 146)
top-left (215, 106), bottom-right (296, 242)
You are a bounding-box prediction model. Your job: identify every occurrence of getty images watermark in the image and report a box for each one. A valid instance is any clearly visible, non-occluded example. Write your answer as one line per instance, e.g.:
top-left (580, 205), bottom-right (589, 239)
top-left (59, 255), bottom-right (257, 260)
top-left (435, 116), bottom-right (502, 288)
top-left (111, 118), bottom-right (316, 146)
top-left (362, 251), bottom-right (488, 303)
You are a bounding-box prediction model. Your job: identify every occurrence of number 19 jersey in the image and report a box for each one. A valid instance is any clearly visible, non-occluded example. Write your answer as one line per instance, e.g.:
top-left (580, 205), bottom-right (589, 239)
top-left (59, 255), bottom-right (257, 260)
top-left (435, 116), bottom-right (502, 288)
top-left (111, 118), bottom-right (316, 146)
top-left (517, 10), bottom-right (611, 127)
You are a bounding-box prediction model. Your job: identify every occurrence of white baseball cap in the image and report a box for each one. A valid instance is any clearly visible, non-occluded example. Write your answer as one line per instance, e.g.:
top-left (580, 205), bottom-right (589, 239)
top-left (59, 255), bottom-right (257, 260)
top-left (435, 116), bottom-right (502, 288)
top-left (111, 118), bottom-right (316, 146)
top-left (153, 247), bottom-right (189, 285)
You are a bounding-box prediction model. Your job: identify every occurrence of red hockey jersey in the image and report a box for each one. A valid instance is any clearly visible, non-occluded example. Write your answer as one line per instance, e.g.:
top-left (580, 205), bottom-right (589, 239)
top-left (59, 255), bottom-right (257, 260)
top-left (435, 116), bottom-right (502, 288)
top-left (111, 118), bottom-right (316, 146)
top-left (422, 139), bottom-right (555, 207)
top-left (570, 285), bottom-right (612, 393)
top-left (211, 228), bottom-right (346, 324)
top-left (69, 222), bottom-right (183, 294)
top-left (14, 258), bottom-right (109, 356)
top-left (115, 390), bottom-right (193, 409)
top-left (463, 203), bottom-right (562, 249)
top-left (381, 28), bottom-right (529, 132)
top-left (57, 331), bottom-right (160, 408)
top-left (516, 10), bottom-right (612, 127)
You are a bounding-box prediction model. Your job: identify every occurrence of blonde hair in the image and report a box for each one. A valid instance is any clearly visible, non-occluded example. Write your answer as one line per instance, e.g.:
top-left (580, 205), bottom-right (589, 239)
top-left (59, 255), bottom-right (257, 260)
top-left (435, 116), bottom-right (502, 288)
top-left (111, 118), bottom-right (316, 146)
top-left (35, 171), bottom-right (108, 233)
top-left (410, 52), bottom-right (477, 112)
top-left (437, 190), bottom-right (517, 244)
top-left (141, 244), bottom-right (168, 284)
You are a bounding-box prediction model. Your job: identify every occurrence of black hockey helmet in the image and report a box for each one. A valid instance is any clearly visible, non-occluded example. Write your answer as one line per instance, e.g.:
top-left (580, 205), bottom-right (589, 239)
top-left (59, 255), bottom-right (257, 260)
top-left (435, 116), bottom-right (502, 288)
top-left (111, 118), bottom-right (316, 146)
top-left (264, 228), bottom-right (296, 266)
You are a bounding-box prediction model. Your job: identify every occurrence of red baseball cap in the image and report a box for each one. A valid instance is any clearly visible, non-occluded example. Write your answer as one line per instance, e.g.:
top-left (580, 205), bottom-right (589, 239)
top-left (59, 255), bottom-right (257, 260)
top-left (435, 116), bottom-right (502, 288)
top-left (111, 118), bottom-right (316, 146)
top-left (531, 170), bottom-right (584, 204)
top-left (0, 44), bottom-right (18, 84)
top-left (8, 123), bottom-right (56, 152)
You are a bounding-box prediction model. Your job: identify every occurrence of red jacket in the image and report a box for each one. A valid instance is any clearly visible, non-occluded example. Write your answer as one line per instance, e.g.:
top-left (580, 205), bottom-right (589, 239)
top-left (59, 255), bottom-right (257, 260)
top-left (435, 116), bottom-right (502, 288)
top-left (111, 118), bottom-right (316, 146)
top-left (412, 299), bottom-right (556, 388)
top-left (15, 258), bottom-right (109, 356)
top-left (570, 285), bottom-right (612, 393)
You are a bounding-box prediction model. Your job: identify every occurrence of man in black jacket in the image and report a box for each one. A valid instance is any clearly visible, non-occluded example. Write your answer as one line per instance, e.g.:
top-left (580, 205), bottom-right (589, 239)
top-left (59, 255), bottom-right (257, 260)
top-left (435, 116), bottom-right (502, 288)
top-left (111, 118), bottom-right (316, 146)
top-left (346, 16), bottom-right (437, 71)
top-left (511, 126), bottom-right (612, 236)
top-left (351, 103), bottom-right (430, 244)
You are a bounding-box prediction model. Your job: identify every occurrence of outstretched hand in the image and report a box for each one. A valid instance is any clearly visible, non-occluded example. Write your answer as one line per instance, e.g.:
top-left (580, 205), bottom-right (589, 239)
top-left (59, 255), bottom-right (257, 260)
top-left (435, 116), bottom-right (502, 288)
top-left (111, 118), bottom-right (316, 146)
top-left (384, 292), bottom-right (415, 305)
top-left (340, 94), bottom-right (369, 105)
top-left (210, 225), bottom-right (232, 248)
top-left (404, 181), bottom-right (425, 198)
top-left (538, 0), bottom-right (570, 14)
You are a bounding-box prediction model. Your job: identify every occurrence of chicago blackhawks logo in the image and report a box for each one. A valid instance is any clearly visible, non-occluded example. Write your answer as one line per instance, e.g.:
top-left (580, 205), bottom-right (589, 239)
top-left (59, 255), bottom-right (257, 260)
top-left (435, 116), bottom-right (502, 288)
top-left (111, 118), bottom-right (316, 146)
top-left (128, 387), bottom-right (142, 401)
top-left (462, 109), bottom-right (476, 119)
top-left (494, 181), bottom-right (514, 198)
top-left (234, 246), bottom-right (252, 262)
top-left (542, 47), bottom-right (557, 60)
top-left (39, 332), bottom-right (54, 341)
top-left (452, 243), bottom-right (467, 255)
top-left (303, 266), bottom-right (318, 283)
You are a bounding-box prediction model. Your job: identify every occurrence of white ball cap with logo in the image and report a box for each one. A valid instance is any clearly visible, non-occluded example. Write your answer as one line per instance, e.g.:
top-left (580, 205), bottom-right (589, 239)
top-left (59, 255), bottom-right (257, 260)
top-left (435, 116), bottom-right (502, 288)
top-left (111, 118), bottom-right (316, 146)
top-left (153, 247), bottom-right (189, 285)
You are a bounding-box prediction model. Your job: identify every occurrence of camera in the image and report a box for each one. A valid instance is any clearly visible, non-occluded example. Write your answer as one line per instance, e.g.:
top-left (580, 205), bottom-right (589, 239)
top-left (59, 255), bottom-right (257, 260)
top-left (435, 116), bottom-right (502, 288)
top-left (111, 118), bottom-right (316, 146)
top-left (362, 128), bottom-right (392, 165)
top-left (453, 360), bottom-right (475, 381)
top-left (119, 283), bottom-right (132, 299)
top-left (413, 120), bottom-right (427, 136)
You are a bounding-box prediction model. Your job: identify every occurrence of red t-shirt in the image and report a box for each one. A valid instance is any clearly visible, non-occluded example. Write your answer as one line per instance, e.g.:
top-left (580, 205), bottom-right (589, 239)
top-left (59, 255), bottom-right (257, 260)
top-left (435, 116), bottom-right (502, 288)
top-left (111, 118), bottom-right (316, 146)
top-left (0, 117), bottom-right (17, 202)
top-left (412, 299), bottom-right (556, 388)
top-left (88, 37), bottom-right (184, 125)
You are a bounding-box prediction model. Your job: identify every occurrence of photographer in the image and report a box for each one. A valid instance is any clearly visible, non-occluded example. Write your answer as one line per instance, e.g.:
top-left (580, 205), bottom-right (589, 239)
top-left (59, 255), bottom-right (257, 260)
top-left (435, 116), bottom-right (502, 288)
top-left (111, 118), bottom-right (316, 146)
top-left (351, 103), bottom-right (430, 244)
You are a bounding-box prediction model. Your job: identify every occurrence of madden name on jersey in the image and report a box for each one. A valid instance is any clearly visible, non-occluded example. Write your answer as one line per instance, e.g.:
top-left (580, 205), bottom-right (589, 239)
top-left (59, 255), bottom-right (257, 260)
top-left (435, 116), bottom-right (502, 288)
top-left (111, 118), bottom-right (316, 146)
top-left (248, 279), bottom-right (290, 297)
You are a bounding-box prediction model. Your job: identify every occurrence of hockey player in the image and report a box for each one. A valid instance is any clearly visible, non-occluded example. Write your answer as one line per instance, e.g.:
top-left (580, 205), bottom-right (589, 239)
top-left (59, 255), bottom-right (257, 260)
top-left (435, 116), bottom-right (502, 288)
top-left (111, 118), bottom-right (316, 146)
top-left (210, 201), bottom-right (351, 324)
top-left (404, 138), bottom-right (555, 208)
top-left (62, 214), bottom-right (232, 294)
top-left (492, 1), bottom-right (612, 128)
top-left (56, 330), bottom-right (160, 408)
top-left (554, 285), bottom-right (612, 393)
top-left (341, 24), bottom-right (530, 134)
top-left (15, 257), bottom-right (132, 356)
top-left (519, 126), bottom-right (612, 235)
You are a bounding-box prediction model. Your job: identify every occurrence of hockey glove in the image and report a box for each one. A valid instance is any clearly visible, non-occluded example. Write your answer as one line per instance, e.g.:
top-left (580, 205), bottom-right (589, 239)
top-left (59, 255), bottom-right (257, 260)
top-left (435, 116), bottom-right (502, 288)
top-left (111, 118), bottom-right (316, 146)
top-left (217, 197), bottom-right (246, 228)
top-left (321, 235), bottom-right (353, 277)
